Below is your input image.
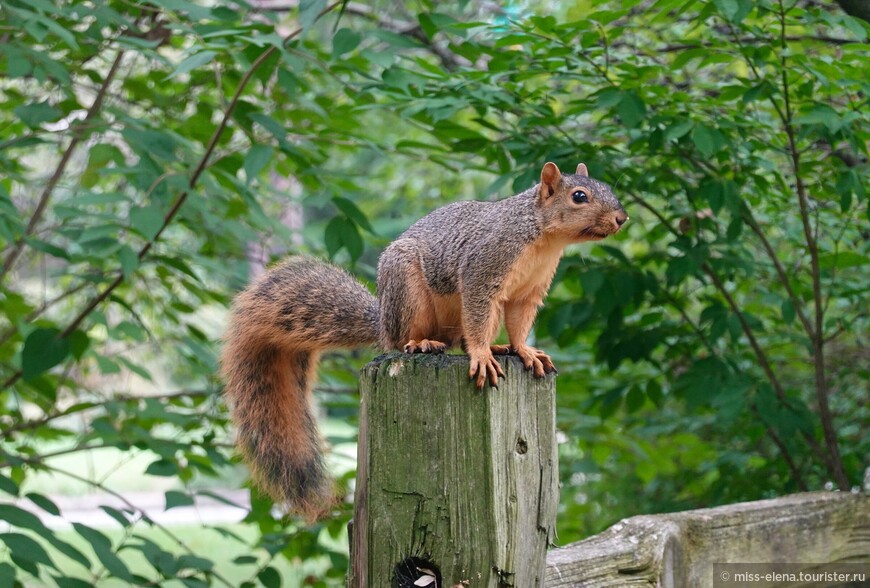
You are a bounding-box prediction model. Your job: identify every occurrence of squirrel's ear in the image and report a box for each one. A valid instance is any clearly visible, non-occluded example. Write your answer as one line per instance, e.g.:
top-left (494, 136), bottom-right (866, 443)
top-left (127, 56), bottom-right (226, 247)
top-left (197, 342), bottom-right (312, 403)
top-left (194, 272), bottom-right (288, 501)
top-left (540, 162), bottom-right (561, 199)
top-left (576, 163), bottom-right (589, 177)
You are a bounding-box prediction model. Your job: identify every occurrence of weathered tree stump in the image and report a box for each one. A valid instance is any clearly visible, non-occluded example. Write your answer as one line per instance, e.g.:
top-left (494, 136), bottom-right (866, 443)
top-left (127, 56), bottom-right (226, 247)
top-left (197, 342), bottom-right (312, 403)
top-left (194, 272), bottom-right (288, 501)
top-left (348, 353), bottom-right (559, 588)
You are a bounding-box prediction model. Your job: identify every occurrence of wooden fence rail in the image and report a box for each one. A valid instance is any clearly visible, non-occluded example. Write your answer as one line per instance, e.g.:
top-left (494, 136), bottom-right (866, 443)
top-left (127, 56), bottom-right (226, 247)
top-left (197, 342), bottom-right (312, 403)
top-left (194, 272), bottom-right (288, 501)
top-left (546, 490), bottom-right (869, 587)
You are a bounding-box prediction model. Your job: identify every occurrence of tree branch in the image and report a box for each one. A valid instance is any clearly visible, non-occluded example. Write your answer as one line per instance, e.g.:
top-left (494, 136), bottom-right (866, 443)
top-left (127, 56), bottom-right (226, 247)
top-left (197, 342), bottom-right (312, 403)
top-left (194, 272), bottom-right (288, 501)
top-left (626, 193), bottom-right (829, 468)
top-left (759, 417), bottom-right (809, 491)
top-left (777, 0), bottom-right (849, 490)
top-left (258, 0), bottom-right (471, 69)
top-left (35, 464), bottom-right (236, 587)
top-left (0, 49), bottom-right (127, 282)
top-left (0, 389), bottom-right (213, 438)
top-left (0, 282), bottom-right (90, 349)
top-left (740, 208), bottom-right (815, 337)
top-left (1, 2), bottom-right (344, 391)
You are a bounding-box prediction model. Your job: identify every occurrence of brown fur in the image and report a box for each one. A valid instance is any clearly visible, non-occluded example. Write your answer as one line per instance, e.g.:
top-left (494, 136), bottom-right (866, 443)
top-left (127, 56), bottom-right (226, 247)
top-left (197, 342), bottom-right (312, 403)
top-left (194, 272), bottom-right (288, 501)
top-left (222, 163), bottom-right (626, 516)
top-left (221, 257), bottom-right (377, 519)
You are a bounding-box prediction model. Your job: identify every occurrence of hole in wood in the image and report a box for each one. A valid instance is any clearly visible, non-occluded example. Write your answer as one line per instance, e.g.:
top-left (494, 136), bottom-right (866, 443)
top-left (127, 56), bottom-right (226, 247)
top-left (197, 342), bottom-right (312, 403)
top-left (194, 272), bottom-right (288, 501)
top-left (515, 437), bottom-right (528, 455)
top-left (393, 556), bottom-right (441, 588)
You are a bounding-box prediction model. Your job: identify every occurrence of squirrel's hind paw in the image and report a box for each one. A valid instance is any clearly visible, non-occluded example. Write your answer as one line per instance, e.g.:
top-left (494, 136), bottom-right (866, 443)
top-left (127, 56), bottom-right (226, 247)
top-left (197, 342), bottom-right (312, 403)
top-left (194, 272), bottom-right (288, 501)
top-left (489, 344), bottom-right (512, 355)
top-left (403, 339), bottom-right (447, 354)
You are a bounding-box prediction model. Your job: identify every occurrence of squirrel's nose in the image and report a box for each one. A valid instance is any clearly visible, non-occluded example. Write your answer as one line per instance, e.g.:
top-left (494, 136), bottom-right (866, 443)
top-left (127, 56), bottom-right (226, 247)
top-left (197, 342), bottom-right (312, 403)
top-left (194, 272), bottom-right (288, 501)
top-left (614, 211), bottom-right (628, 228)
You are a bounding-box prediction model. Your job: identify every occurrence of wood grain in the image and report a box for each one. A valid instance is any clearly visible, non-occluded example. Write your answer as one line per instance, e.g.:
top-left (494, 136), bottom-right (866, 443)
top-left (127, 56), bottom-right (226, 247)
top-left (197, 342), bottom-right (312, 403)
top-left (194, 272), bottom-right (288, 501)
top-left (545, 491), bottom-right (870, 587)
top-left (349, 352), bottom-right (559, 587)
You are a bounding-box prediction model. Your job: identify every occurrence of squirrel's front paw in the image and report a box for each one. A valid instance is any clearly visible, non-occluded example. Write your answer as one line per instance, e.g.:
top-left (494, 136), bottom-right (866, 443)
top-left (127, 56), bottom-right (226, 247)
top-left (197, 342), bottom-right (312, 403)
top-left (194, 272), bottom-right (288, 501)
top-left (468, 350), bottom-right (505, 389)
top-left (515, 345), bottom-right (557, 378)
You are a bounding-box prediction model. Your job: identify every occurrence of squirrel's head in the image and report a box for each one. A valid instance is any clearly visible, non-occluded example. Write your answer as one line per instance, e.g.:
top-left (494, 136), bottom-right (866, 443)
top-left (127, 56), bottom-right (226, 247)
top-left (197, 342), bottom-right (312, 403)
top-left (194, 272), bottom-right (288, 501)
top-left (537, 162), bottom-right (628, 242)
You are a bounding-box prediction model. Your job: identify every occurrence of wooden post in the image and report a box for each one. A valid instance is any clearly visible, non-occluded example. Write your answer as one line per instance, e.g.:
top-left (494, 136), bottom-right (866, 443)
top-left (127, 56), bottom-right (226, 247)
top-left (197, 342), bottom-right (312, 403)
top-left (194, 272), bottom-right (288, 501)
top-left (348, 353), bottom-right (559, 587)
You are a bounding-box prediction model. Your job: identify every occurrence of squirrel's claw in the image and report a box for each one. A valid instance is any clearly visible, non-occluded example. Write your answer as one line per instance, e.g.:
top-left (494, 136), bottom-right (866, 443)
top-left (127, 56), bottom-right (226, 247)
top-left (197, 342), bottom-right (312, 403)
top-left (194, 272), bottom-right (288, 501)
top-left (469, 351), bottom-right (504, 389)
top-left (489, 344), bottom-right (513, 356)
top-left (515, 345), bottom-right (557, 378)
top-left (403, 339), bottom-right (447, 354)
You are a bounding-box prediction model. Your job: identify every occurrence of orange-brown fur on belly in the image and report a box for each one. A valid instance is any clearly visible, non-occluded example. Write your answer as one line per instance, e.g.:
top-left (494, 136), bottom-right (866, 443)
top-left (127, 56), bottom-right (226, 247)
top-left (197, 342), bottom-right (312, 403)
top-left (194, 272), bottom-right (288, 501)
top-left (412, 237), bottom-right (565, 349)
top-left (500, 235), bottom-right (566, 306)
top-left (431, 293), bottom-right (464, 346)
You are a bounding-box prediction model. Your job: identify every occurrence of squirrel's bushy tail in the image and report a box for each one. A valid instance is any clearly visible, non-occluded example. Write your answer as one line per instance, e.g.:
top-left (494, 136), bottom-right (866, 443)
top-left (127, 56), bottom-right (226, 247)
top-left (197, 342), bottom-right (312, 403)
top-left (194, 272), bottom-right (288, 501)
top-left (221, 257), bottom-right (378, 518)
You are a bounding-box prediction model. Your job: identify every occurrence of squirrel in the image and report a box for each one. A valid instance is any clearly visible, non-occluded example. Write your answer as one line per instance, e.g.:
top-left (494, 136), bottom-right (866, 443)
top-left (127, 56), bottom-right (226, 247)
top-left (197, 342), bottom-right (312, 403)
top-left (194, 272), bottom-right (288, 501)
top-left (221, 162), bottom-right (627, 518)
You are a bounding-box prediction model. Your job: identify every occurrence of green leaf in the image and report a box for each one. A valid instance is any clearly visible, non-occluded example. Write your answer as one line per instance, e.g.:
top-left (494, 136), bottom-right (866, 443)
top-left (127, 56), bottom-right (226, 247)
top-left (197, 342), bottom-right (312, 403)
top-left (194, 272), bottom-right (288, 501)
top-left (597, 387), bottom-right (624, 420)
top-left (841, 14), bottom-right (868, 41)
top-left (73, 523), bottom-right (132, 582)
top-left (382, 67), bottom-right (417, 92)
top-left (22, 327), bottom-right (71, 381)
top-left (0, 563), bottom-right (15, 586)
top-left (53, 577), bottom-right (94, 588)
top-left (96, 355), bottom-right (121, 375)
top-left (258, 566), bottom-right (282, 588)
top-left (14, 101), bottom-right (62, 128)
top-left (793, 104), bottom-right (842, 133)
top-left (0, 504), bottom-right (47, 534)
top-left (0, 473), bottom-right (20, 496)
top-left (665, 255), bottom-right (696, 287)
top-left (165, 490), bottom-right (194, 510)
top-left (146, 459), bottom-right (178, 477)
top-left (66, 191), bottom-right (130, 207)
top-left (166, 50), bottom-right (218, 80)
top-left (0, 532), bottom-right (56, 569)
top-left (244, 145), bottom-right (273, 184)
top-left (26, 493), bottom-right (60, 517)
top-left (332, 196), bottom-right (375, 233)
top-left (625, 385), bottom-right (645, 413)
top-left (664, 119), bottom-right (693, 142)
top-left (691, 124), bottom-right (724, 158)
top-left (27, 237), bottom-right (70, 260)
top-left (82, 144), bottom-right (126, 188)
top-left (780, 298), bottom-right (795, 324)
top-left (129, 205), bottom-right (164, 240)
top-left (324, 216), bottom-right (364, 262)
top-left (616, 91), bottom-right (646, 128)
top-left (248, 113), bottom-right (287, 144)
top-left (332, 28), bottom-right (362, 57)
top-left (713, 0), bottom-right (738, 20)
top-left (68, 330), bottom-right (90, 360)
top-left (118, 245), bottom-right (139, 280)
top-left (646, 380), bottom-right (663, 407)
top-left (121, 128), bottom-right (178, 160)
top-left (99, 506), bottom-right (132, 528)
top-left (299, 0), bottom-right (327, 33)
top-left (818, 252), bottom-right (869, 269)
top-left (177, 554), bottom-right (213, 572)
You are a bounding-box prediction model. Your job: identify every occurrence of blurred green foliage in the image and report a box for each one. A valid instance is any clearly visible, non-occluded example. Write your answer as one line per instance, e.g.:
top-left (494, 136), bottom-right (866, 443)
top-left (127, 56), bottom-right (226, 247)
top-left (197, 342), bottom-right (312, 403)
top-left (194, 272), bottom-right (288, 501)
top-left (1, 0), bottom-right (868, 585)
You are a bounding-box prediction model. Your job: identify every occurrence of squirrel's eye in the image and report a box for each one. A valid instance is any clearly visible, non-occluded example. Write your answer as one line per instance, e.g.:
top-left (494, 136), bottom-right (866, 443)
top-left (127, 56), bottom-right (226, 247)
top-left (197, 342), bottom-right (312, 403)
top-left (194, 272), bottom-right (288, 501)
top-left (572, 190), bottom-right (589, 204)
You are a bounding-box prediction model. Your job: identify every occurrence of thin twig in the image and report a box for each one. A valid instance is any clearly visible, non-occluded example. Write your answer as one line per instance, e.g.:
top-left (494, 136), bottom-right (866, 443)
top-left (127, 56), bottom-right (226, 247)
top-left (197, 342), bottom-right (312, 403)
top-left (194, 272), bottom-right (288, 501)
top-left (626, 193), bottom-right (828, 465)
top-left (760, 419), bottom-right (808, 491)
top-left (0, 49), bottom-right (127, 281)
top-left (1, 2), bottom-right (344, 390)
top-left (0, 389), bottom-right (213, 437)
top-left (740, 208), bottom-right (814, 338)
top-left (38, 464), bottom-right (236, 587)
top-left (775, 0), bottom-right (848, 490)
